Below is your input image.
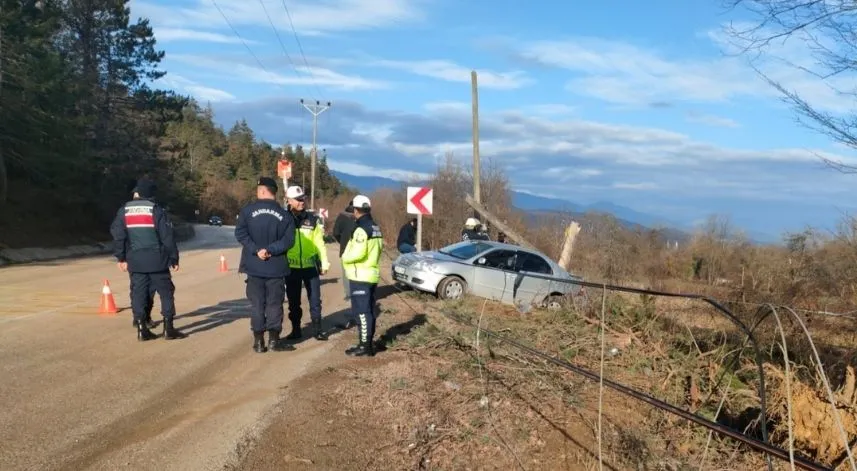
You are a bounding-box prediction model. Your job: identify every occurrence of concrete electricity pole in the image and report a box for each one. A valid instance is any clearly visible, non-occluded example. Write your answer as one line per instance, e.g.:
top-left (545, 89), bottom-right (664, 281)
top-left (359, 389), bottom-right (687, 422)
top-left (471, 71), bottom-right (481, 212)
top-left (300, 99), bottom-right (331, 211)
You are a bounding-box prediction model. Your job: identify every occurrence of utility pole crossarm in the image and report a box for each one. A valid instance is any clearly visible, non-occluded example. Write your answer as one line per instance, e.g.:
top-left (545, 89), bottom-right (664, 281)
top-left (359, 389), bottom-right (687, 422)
top-left (300, 99), bottom-right (331, 211)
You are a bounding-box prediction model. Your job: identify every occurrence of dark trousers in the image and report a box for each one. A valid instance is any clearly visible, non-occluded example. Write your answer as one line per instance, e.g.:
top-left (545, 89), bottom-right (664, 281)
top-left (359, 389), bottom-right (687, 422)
top-left (349, 281), bottom-right (377, 344)
top-left (246, 275), bottom-right (286, 333)
top-left (286, 267), bottom-right (322, 326)
top-left (129, 280), bottom-right (156, 318)
top-left (130, 271), bottom-right (175, 323)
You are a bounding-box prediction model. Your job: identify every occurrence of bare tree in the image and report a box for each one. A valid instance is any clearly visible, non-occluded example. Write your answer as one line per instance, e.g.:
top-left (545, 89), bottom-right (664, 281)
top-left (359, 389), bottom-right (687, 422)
top-left (722, 0), bottom-right (857, 172)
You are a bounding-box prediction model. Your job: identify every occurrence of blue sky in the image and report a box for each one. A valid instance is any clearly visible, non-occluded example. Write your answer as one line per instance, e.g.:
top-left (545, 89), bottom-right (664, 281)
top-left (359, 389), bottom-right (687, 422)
top-left (131, 0), bottom-right (857, 239)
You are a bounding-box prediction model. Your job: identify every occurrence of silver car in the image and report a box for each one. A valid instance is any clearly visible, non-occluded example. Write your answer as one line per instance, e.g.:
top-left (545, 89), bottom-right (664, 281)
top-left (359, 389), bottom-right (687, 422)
top-left (391, 240), bottom-right (584, 310)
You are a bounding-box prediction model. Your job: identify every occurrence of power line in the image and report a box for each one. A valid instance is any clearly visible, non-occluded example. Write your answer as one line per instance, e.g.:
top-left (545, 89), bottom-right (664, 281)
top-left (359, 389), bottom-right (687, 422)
top-left (281, 0), bottom-right (323, 97)
top-left (211, 0), bottom-right (269, 72)
top-left (257, 0), bottom-right (315, 100)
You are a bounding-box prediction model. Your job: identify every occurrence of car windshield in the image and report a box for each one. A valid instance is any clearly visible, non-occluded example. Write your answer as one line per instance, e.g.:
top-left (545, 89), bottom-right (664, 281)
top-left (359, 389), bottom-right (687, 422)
top-left (438, 241), bottom-right (493, 259)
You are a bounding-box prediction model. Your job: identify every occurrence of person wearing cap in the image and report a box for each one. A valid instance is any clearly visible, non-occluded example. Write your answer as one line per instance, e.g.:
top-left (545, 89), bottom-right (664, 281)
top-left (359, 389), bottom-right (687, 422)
top-left (110, 178), bottom-right (187, 341)
top-left (341, 194), bottom-right (384, 357)
top-left (283, 185), bottom-right (330, 341)
top-left (461, 217), bottom-right (490, 241)
top-left (235, 177), bottom-right (296, 353)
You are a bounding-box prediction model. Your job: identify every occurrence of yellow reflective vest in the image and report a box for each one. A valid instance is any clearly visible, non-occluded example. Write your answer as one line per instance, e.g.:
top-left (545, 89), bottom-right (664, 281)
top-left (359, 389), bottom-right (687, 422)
top-left (286, 210), bottom-right (330, 271)
top-left (341, 214), bottom-right (383, 283)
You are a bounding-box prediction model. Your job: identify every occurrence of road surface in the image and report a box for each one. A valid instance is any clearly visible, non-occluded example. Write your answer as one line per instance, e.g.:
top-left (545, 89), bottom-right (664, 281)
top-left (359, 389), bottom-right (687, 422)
top-left (0, 224), bottom-right (355, 470)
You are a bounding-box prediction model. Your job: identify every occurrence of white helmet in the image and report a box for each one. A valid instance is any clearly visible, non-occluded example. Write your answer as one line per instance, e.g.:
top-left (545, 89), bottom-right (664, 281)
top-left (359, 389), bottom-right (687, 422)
top-left (464, 217), bottom-right (480, 228)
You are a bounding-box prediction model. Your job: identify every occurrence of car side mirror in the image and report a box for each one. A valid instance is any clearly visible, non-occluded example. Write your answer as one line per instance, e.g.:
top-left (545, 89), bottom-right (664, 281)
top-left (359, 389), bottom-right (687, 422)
top-left (476, 257), bottom-right (486, 265)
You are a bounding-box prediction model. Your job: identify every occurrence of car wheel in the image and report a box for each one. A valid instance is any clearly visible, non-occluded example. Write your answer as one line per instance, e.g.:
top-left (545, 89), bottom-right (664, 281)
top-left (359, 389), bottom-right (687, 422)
top-left (543, 294), bottom-right (565, 311)
top-left (437, 276), bottom-right (466, 300)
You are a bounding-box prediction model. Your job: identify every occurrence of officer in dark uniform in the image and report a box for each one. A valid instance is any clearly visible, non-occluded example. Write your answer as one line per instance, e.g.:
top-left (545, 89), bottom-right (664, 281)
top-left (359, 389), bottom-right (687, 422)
top-left (110, 178), bottom-right (186, 341)
top-left (235, 177), bottom-right (296, 353)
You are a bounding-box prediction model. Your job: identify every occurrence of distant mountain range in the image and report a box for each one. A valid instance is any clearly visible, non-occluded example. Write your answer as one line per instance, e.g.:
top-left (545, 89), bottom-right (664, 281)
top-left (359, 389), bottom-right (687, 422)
top-left (331, 171), bottom-right (694, 243)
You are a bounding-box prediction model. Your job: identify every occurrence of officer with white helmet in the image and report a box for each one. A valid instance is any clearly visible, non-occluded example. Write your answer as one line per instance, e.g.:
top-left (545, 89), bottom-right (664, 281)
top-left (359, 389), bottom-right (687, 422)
top-left (461, 217), bottom-right (490, 241)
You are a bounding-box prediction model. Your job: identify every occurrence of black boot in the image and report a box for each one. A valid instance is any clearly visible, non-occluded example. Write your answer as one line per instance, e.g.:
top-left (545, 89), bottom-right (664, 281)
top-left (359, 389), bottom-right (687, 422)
top-left (163, 318), bottom-right (187, 340)
top-left (137, 322), bottom-right (157, 341)
top-left (268, 330), bottom-right (291, 351)
top-left (345, 318), bottom-right (374, 356)
top-left (285, 322), bottom-right (301, 340)
top-left (346, 340), bottom-right (375, 357)
top-left (312, 319), bottom-right (328, 341)
top-left (133, 313), bottom-right (156, 329)
top-left (253, 332), bottom-right (267, 353)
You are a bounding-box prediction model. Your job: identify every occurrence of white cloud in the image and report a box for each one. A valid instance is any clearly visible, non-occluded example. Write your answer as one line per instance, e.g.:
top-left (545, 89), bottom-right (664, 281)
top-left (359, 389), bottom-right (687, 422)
top-left (328, 161), bottom-right (431, 181)
top-left (159, 74), bottom-right (236, 102)
top-left (169, 54), bottom-right (388, 90)
top-left (515, 34), bottom-right (853, 114)
top-left (612, 182), bottom-right (660, 190)
top-left (372, 59), bottom-right (532, 89)
top-left (685, 111), bottom-right (740, 128)
top-left (155, 27), bottom-right (256, 44)
top-left (132, 0), bottom-right (427, 37)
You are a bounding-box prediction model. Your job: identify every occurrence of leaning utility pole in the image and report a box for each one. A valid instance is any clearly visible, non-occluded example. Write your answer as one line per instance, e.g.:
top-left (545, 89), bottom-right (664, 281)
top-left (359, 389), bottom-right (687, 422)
top-left (300, 99), bottom-right (331, 211)
top-left (471, 71), bottom-right (481, 215)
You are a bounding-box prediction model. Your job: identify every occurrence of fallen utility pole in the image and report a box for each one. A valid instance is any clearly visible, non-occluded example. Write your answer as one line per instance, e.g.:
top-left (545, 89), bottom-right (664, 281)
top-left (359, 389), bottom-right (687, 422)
top-left (557, 221), bottom-right (581, 271)
top-left (464, 194), bottom-right (535, 250)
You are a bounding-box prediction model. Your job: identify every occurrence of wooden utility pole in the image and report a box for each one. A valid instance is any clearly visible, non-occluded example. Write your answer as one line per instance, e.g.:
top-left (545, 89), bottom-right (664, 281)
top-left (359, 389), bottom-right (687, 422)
top-left (471, 71), bottom-right (481, 212)
top-left (557, 221), bottom-right (581, 271)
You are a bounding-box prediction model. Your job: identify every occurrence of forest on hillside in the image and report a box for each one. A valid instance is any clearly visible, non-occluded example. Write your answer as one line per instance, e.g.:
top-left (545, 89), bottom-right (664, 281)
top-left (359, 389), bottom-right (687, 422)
top-left (0, 0), bottom-right (350, 248)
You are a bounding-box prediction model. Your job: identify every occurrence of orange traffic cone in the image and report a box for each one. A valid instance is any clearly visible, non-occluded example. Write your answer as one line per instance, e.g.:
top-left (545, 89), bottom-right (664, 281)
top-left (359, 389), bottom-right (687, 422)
top-left (99, 279), bottom-right (118, 315)
top-left (219, 254), bottom-right (228, 272)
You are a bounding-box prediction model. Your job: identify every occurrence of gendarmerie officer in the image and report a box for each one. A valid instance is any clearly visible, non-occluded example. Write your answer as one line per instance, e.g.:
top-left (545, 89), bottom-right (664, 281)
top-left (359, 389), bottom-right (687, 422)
top-left (341, 195), bottom-right (384, 357)
top-left (235, 177), bottom-right (296, 353)
top-left (110, 178), bottom-right (186, 341)
top-left (283, 185), bottom-right (330, 341)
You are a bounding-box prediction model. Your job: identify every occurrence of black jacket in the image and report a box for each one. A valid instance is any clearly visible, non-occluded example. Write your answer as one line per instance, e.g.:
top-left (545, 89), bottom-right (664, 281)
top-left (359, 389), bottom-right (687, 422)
top-left (235, 199), bottom-right (295, 278)
top-left (462, 228), bottom-right (490, 241)
top-left (397, 222), bottom-right (416, 247)
top-left (332, 211), bottom-right (355, 256)
top-left (110, 198), bottom-right (178, 273)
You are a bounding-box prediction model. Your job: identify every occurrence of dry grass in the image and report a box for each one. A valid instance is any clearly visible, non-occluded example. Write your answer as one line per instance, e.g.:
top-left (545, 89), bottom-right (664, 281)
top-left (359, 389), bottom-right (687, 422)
top-left (334, 158), bottom-right (857, 469)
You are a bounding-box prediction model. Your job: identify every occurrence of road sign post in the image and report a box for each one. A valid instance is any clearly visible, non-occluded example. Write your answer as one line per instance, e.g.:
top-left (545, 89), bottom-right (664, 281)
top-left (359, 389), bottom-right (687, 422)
top-left (278, 159), bottom-right (292, 206)
top-left (407, 186), bottom-right (433, 252)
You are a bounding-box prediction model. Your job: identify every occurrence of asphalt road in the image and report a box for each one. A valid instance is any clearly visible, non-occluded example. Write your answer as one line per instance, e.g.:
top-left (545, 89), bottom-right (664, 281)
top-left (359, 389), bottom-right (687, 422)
top-left (0, 224), bottom-right (355, 471)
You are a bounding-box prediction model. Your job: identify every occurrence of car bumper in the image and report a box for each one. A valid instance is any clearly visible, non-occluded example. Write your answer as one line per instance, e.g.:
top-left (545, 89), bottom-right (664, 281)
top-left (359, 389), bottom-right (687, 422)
top-left (391, 263), bottom-right (445, 293)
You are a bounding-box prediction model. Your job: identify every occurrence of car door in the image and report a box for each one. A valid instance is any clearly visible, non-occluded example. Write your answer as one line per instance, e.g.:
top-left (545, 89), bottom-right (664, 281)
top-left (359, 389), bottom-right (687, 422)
top-left (511, 251), bottom-right (555, 307)
top-left (471, 249), bottom-right (517, 303)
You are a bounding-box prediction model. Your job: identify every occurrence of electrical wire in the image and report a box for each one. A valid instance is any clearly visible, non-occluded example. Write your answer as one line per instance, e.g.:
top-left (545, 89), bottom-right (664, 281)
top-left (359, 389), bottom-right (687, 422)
top-left (210, 0), bottom-right (270, 72)
top-left (281, 0), bottom-right (323, 97)
top-left (256, 0), bottom-right (314, 100)
top-left (441, 308), bottom-right (831, 471)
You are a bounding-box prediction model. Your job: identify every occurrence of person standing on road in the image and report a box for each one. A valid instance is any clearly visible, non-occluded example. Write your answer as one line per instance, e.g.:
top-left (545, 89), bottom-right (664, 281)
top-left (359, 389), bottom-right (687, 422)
top-left (332, 201), bottom-right (358, 330)
top-left (283, 185), bottom-right (330, 342)
top-left (332, 202), bottom-right (355, 299)
top-left (110, 178), bottom-right (187, 341)
top-left (396, 217), bottom-right (417, 254)
top-left (235, 177), bottom-right (296, 353)
top-left (341, 195), bottom-right (383, 357)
